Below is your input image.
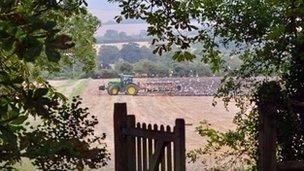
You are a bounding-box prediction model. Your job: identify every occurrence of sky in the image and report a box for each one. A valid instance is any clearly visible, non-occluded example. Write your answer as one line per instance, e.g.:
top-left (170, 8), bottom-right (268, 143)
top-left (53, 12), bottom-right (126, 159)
top-left (86, 0), bottom-right (147, 36)
top-left (86, 0), bottom-right (120, 22)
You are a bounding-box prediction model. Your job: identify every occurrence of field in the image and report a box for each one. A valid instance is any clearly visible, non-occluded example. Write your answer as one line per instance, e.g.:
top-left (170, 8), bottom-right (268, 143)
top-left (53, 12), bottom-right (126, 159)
top-left (49, 78), bottom-right (238, 170)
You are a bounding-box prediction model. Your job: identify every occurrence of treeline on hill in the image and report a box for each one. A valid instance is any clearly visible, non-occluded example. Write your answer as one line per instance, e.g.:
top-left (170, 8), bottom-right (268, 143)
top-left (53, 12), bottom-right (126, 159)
top-left (96, 29), bottom-right (151, 43)
top-left (47, 42), bottom-right (240, 79)
top-left (46, 42), bottom-right (241, 79)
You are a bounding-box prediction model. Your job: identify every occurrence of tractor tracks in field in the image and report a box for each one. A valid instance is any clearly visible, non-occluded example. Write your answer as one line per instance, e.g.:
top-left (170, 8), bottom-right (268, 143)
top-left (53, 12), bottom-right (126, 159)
top-left (155, 97), bottom-right (188, 119)
top-left (129, 96), bottom-right (187, 126)
top-left (55, 79), bottom-right (89, 98)
top-left (56, 79), bottom-right (78, 95)
top-left (68, 79), bottom-right (89, 99)
top-left (80, 79), bottom-right (115, 144)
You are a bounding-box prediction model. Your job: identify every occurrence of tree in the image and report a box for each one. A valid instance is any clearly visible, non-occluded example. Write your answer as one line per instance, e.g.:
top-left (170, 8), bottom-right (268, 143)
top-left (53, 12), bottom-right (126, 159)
top-left (134, 59), bottom-right (168, 77)
top-left (0, 0), bottom-right (109, 169)
top-left (172, 62), bottom-right (191, 77)
top-left (154, 64), bottom-right (170, 77)
top-left (60, 12), bottom-right (100, 72)
top-left (120, 42), bottom-right (141, 63)
top-left (223, 56), bottom-right (242, 72)
top-left (118, 31), bottom-right (129, 41)
top-left (114, 61), bottom-right (134, 74)
top-left (140, 46), bottom-right (157, 62)
top-left (98, 45), bottom-right (121, 64)
top-left (103, 29), bottom-right (119, 41)
top-left (44, 12), bottom-right (100, 79)
top-left (85, 69), bottom-right (119, 79)
top-left (190, 62), bottom-right (212, 77)
top-left (96, 29), bottom-right (151, 43)
top-left (138, 30), bottom-right (148, 38)
top-left (112, 0), bottom-right (304, 169)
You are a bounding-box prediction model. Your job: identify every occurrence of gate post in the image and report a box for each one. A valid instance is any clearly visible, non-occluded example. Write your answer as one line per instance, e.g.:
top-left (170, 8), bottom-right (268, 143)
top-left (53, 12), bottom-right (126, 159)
top-left (257, 82), bottom-right (280, 171)
top-left (114, 103), bottom-right (128, 171)
top-left (174, 119), bottom-right (185, 171)
top-left (258, 102), bottom-right (277, 171)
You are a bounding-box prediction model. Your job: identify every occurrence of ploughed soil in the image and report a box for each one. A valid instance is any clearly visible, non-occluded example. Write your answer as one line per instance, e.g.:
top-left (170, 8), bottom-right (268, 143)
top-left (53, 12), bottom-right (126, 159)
top-left (50, 78), bottom-right (238, 171)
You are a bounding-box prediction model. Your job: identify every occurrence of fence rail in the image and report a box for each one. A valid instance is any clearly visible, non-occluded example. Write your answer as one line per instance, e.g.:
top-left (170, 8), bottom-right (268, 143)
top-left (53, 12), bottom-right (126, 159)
top-left (277, 160), bottom-right (304, 170)
top-left (114, 103), bottom-right (186, 171)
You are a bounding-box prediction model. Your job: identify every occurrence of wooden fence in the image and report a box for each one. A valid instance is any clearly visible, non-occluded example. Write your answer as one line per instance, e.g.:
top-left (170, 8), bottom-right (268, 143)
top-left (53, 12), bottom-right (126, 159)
top-left (114, 103), bottom-right (186, 171)
top-left (259, 100), bottom-right (304, 171)
top-left (257, 82), bottom-right (304, 171)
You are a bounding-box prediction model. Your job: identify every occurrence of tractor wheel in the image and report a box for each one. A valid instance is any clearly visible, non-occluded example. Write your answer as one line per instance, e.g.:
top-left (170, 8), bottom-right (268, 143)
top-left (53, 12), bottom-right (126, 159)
top-left (108, 85), bottom-right (119, 95)
top-left (126, 84), bottom-right (138, 95)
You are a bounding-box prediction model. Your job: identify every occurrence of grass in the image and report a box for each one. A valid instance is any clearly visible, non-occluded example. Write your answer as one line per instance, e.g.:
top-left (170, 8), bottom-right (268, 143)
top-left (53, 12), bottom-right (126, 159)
top-left (56, 79), bottom-right (78, 94)
top-left (68, 79), bottom-right (89, 99)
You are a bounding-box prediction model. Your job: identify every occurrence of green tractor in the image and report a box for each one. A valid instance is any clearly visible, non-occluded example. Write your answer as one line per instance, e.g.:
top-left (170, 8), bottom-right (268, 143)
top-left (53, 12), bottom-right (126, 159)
top-left (99, 75), bottom-right (139, 95)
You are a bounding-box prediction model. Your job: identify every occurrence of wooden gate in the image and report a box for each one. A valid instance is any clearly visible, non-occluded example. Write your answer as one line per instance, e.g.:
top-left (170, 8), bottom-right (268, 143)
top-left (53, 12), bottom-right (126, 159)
top-left (114, 103), bottom-right (186, 171)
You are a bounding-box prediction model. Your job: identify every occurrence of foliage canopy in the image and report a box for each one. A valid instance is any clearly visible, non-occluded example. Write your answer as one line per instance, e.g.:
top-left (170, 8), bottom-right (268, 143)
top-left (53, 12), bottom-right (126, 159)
top-left (0, 0), bottom-right (109, 170)
top-left (112, 0), bottom-right (304, 169)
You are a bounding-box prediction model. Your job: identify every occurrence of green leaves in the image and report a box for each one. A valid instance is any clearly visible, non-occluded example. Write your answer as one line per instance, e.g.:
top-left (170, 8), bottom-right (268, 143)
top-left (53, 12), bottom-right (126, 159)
top-left (172, 51), bottom-right (196, 62)
top-left (23, 97), bottom-right (109, 170)
top-left (33, 88), bottom-right (48, 99)
top-left (0, 1), bottom-right (107, 169)
top-left (186, 119), bottom-right (251, 169)
top-left (14, 37), bottom-right (43, 62)
top-left (44, 34), bottom-right (76, 63)
top-left (114, 15), bottom-right (122, 23)
top-left (10, 115), bottom-right (28, 125)
top-left (24, 38), bottom-right (43, 62)
top-left (45, 48), bottom-right (61, 62)
top-left (42, 21), bottom-right (57, 31)
top-left (48, 35), bottom-right (75, 50)
top-left (112, 0), bottom-right (304, 168)
top-left (0, 30), bottom-right (10, 39)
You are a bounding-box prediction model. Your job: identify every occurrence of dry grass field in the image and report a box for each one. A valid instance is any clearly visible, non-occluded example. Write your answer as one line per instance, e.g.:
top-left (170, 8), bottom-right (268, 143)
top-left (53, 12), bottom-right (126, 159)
top-left (49, 78), bottom-right (239, 170)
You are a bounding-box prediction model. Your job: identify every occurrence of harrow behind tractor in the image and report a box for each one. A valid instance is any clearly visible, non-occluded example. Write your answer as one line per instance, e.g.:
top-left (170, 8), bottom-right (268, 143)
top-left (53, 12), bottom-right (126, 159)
top-left (139, 81), bottom-right (182, 94)
top-left (99, 75), bottom-right (182, 95)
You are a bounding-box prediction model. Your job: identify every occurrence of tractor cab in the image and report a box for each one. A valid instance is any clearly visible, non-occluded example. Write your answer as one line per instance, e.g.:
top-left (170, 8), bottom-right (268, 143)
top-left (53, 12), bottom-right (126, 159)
top-left (120, 75), bottom-right (133, 86)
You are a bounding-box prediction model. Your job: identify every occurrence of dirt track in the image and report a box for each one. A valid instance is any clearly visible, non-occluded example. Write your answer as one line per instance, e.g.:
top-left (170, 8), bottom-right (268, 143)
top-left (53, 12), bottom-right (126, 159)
top-left (51, 79), bottom-right (238, 170)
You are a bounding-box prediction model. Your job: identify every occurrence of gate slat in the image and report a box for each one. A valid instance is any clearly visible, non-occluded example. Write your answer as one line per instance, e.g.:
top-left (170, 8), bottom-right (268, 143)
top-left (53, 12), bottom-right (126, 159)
top-left (137, 123), bottom-right (143, 171)
top-left (154, 124), bottom-right (159, 171)
top-left (142, 123), bottom-right (148, 171)
top-left (148, 124), bottom-right (153, 170)
top-left (166, 126), bottom-right (172, 171)
top-left (113, 104), bottom-right (185, 171)
top-left (160, 125), bottom-right (166, 171)
top-left (127, 116), bottom-right (136, 171)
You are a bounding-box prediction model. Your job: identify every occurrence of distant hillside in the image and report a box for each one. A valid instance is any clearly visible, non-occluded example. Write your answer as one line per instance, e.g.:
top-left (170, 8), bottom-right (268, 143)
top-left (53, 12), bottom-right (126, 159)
top-left (96, 29), bottom-right (151, 43)
top-left (94, 41), bottom-right (150, 54)
top-left (96, 23), bottom-right (148, 36)
top-left (102, 19), bottom-right (146, 25)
